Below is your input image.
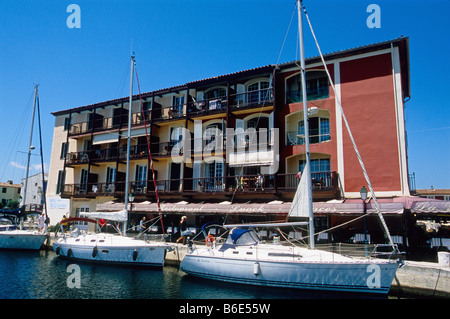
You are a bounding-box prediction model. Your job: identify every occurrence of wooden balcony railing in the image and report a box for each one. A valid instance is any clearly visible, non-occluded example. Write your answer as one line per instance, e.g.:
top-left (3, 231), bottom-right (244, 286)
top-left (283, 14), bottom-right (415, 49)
top-left (66, 144), bottom-right (149, 165)
top-left (68, 112), bottom-right (151, 136)
top-left (187, 88), bottom-right (274, 116)
top-left (61, 172), bottom-right (339, 198)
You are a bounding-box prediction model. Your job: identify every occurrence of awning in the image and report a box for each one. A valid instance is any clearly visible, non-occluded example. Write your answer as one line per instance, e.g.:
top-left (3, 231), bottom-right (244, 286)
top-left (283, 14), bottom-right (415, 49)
top-left (96, 201), bottom-right (405, 216)
top-left (228, 150), bottom-right (274, 167)
top-left (81, 209), bottom-right (128, 221)
top-left (411, 200), bottom-right (450, 214)
top-left (92, 133), bottom-right (120, 145)
top-left (313, 202), bottom-right (405, 215)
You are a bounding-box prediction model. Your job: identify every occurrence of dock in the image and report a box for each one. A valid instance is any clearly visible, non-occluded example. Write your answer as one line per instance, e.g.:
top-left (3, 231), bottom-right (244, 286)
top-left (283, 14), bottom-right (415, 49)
top-left (43, 234), bottom-right (449, 298)
top-left (165, 243), bottom-right (188, 266)
top-left (391, 260), bottom-right (449, 298)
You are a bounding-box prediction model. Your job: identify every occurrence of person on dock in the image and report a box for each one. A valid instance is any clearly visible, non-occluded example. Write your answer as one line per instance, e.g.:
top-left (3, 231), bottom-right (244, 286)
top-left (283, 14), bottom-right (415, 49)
top-left (37, 213), bottom-right (45, 233)
top-left (139, 216), bottom-right (147, 233)
top-left (176, 216), bottom-right (190, 244)
top-left (61, 215), bottom-right (68, 231)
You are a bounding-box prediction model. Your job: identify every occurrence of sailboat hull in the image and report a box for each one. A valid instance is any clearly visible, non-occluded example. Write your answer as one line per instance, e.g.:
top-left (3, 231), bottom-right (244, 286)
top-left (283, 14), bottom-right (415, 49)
top-left (181, 245), bottom-right (399, 294)
top-left (0, 230), bottom-right (47, 250)
top-left (53, 234), bottom-right (168, 267)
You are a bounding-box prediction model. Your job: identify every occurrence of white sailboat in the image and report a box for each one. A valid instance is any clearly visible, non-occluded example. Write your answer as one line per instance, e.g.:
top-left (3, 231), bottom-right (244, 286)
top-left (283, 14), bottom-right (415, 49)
top-left (53, 54), bottom-right (170, 266)
top-left (0, 85), bottom-right (48, 250)
top-left (180, 0), bottom-right (403, 294)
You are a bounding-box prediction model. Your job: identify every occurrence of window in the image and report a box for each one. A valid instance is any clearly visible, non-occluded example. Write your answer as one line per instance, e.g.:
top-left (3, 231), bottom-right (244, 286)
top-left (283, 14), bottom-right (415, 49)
top-left (135, 165), bottom-right (147, 189)
top-left (2, 188), bottom-right (6, 193)
top-left (172, 95), bottom-right (184, 115)
top-left (56, 170), bottom-right (65, 194)
top-left (204, 88), bottom-right (226, 100)
top-left (286, 71), bottom-right (329, 103)
top-left (246, 117), bottom-right (270, 145)
top-left (297, 117), bottom-right (330, 145)
top-left (75, 207), bottom-right (89, 228)
top-left (204, 161), bottom-right (223, 191)
top-left (247, 81), bottom-right (271, 104)
top-left (204, 123), bottom-right (223, 152)
top-left (299, 158), bottom-right (330, 173)
top-left (299, 158), bottom-right (331, 187)
top-left (64, 117), bottom-right (71, 131)
top-left (80, 169), bottom-right (88, 192)
top-left (60, 142), bottom-right (69, 160)
top-left (106, 167), bottom-right (116, 184)
top-left (141, 101), bottom-right (151, 121)
top-left (170, 126), bottom-right (184, 153)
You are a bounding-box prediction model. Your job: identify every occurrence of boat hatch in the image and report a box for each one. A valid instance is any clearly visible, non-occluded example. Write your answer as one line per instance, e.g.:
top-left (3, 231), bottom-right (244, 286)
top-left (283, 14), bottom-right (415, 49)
top-left (219, 228), bottom-right (260, 251)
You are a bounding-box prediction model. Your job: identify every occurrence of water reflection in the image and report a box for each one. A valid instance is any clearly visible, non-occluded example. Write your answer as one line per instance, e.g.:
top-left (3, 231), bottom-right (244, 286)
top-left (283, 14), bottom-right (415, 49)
top-left (0, 251), bottom-right (387, 300)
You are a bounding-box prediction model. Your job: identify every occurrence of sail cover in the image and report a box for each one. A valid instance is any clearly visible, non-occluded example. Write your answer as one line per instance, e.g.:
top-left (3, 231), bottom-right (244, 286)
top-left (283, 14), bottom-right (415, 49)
top-left (288, 164), bottom-right (310, 218)
top-left (80, 209), bottom-right (127, 222)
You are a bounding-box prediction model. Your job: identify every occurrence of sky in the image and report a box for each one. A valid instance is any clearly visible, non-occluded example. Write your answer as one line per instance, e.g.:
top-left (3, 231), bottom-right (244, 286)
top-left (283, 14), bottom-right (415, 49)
top-left (0, 0), bottom-right (448, 190)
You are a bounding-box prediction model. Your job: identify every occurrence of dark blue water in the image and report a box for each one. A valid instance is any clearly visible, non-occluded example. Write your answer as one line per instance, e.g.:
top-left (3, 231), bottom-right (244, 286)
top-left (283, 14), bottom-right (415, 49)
top-left (0, 250), bottom-right (399, 300)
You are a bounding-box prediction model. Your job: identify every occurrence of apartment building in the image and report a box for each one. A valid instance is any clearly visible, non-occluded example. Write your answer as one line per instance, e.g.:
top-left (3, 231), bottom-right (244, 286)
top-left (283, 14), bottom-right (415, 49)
top-left (47, 38), bottom-right (411, 240)
top-left (20, 172), bottom-right (48, 211)
top-left (0, 181), bottom-right (21, 207)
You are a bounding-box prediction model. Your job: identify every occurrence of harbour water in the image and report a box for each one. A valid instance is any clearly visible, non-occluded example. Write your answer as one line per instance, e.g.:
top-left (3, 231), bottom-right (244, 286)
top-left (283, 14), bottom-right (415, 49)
top-left (0, 250), bottom-right (408, 300)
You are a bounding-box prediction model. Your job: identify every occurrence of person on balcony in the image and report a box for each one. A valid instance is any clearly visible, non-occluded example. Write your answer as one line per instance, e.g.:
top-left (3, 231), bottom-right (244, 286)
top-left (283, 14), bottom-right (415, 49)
top-left (256, 174), bottom-right (264, 190)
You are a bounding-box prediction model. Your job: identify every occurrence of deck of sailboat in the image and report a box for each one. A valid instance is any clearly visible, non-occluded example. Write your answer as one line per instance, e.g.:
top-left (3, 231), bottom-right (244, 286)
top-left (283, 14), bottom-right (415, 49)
top-left (185, 242), bottom-right (398, 265)
top-left (54, 232), bottom-right (170, 248)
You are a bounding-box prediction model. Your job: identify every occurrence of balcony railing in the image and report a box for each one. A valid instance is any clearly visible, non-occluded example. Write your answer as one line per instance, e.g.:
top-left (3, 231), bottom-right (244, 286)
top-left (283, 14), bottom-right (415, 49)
top-left (286, 130), bottom-right (331, 146)
top-left (66, 144), bottom-right (149, 165)
top-left (152, 104), bottom-right (186, 122)
top-left (68, 112), bottom-right (150, 136)
top-left (187, 88), bottom-right (274, 116)
top-left (60, 172), bottom-right (338, 198)
top-left (230, 88), bottom-right (273, 110)
top-left (188, 97), bottom-right (227, 116)
top-left (286, 86), bottom-right (329, 104)
top-left (67, 88), bottom-right (274, 137)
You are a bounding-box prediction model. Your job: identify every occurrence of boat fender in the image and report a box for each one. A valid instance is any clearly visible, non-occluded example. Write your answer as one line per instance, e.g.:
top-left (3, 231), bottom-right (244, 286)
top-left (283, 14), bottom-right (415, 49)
top-left (92, 246), bottom-right (98, 258)
top-left (133, 249), bottom-right (138, 261)
top-left (67, 248), bottom-right (72, 257)
top-left (205, 235), bottom-right (215, 247)
top-left (55, 246), bottom-right (60, 255)
top-left (253, 262), bottom-right (260, 276)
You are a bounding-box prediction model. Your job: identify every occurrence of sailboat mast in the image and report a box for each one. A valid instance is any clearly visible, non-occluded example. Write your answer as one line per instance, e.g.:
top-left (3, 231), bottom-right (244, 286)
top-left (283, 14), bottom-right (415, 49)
top-left (297, 0), bottom-right (315, 250)
top-left (123, 54), bottom-right (135, 236)
top-left (22, 85), bottom-right (38, 210)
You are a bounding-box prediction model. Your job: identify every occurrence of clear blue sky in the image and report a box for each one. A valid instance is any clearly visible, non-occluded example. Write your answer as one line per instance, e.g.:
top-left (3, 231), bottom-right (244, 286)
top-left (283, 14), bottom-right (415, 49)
top-left (0, 0), bottom-right (448, 190)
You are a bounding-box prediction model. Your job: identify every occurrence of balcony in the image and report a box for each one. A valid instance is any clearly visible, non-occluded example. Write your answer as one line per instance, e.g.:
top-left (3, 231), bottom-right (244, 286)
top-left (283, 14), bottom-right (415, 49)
top-left (286, 129), bottom-right (331, 146)
top-left (229, 87), bottom-right (273, 110)
top-left (60, 172), bottom-right (339, 199)
top-left (187, 88), bottom-right (274, 117)
top-left (65, 144), bottom-right (149, 165)
top-left (152, 104), bottom-right (186, 122)
top-left (188, 97), bottom-right (227, 116)
top-left (68, 112), bottom-right (150, 136)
